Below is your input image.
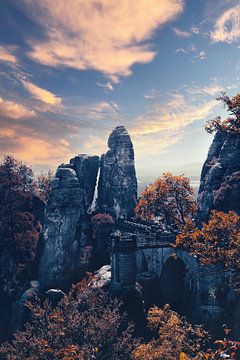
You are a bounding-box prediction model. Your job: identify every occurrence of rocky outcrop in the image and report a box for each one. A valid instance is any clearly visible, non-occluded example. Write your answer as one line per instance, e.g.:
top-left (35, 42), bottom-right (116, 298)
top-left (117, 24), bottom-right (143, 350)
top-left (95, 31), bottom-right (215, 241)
top-left (198, 131), bottom-right (240, 221)
top-left (70, 155), bottom-right (99, 212)
top-left (11, 281), bottom-right (41, 332)
top-left (38, 155), bottom-right (99, 290)
top-left (97, 126), bottom-right (137, 218)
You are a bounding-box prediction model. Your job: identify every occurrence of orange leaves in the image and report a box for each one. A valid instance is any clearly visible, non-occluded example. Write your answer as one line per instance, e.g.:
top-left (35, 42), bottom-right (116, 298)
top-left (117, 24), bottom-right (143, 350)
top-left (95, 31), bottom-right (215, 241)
top-left (205, 92), bottom-right (240, 134)
top-left (91, 213), bottom-right (115, 227)
top-left (136, 173), bottom-right (197, 230)
top-left (0, 286), bottom-right (137, 359)
top-left (176, 210), bottom-right (240, 288)
top-left (133, 304), bottom-right (208, 360)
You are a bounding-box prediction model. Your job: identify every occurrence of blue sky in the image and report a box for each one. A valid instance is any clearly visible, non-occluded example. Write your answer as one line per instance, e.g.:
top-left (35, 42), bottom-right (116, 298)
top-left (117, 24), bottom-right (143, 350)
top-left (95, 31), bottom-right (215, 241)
top-left (0, 0), bottom-right (240, 179)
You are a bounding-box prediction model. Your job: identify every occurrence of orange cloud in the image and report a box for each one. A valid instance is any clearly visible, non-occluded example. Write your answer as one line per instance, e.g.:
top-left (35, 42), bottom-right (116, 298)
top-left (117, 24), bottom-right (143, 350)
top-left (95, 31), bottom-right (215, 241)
top-left (0, 125), bottom-right (72, 166)
top-left (0, 45), bottom-right (17, 63)
top-left (0, 97), bottom-right (36, 119)
top-left (22, 80), bottom-right (62, 106)
top-left (24, 0), bottom-right (184, 79)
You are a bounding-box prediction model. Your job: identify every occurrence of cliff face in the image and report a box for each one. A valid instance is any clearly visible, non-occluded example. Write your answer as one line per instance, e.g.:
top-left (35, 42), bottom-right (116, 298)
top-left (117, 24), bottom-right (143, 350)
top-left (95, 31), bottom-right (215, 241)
top-left (38, 155), bottom-right (99, 290)
top-left (198, 131), bottom-right (240, 221)
top-left (97, 126), bottom-right (137, 218)
top-left (38, 126), bottom-right (137, 289)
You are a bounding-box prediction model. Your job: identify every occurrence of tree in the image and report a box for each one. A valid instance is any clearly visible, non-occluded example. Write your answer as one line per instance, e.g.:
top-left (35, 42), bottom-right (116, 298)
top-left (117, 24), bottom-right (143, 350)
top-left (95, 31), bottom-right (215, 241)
top-left (33, 171), bottom-right (53, 202)
top-left (0, 156), bottom-right (50, 301)
top-left (205, 92), bottom-right (240, 134)
top-left (136, 173), bottom-right (197, 230)
top-left (133, 304), bottom-right (209, 360)
top-left (90, 213), bottom-right (115, 270)
top-left (91, 213), bottom-right (115, 229)
top-left (176, 210), bottom-right (240, 288)
top-left (0, 284), bottom-right (137, 360)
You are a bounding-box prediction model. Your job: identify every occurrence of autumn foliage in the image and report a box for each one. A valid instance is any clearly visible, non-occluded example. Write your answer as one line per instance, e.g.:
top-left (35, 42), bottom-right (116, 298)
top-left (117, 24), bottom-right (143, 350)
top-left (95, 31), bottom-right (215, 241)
top-left (205, 92), bottom-right (240, 134)
top-left (133, 304), bottom-right (209, 360)
top-left (0, 285), bottom-right (137, 360)
top-left (176, 210), bottom-right (240, 287)
top-left (136, 173), bottom-right (197, 230)
top-left (91, 213), bottom-right (115, 228)
top-left (0, 156), bottom-right (50, 301)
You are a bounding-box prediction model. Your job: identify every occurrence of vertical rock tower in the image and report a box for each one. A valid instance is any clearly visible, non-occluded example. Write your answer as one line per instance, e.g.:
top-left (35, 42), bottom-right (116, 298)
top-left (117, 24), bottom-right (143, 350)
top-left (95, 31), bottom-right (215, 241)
top-left (38, 155), bottom-right (99, 290)
top-left (38, 126), bottom-right (137, 290)
top-left (198, 131), bottom-right (240, 221)
top-left (97, 126), bottom-right (137, 218)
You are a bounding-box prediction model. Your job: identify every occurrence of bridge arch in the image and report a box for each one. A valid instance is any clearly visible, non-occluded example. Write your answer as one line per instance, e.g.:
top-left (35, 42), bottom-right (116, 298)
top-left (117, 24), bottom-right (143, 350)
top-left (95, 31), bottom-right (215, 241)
top-left (158, 255), bottom-right (188, 314)
top-left (136, 248), bottom-right (197, 314)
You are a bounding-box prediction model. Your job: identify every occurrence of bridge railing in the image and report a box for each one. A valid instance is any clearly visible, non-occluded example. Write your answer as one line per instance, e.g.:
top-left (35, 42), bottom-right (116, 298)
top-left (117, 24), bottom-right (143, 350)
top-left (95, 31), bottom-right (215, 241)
top-left (136, 233), bottom-right (176, 248)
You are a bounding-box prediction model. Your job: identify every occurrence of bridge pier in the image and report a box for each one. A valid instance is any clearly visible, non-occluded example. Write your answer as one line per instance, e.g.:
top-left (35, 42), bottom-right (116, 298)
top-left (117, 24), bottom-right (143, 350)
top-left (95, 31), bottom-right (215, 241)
top-left (111, 231), bottom-right (137, 289)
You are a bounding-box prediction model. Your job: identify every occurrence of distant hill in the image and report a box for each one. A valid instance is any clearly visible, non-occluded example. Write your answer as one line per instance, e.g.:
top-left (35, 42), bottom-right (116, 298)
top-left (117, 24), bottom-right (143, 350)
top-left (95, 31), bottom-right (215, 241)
top-left (137, 162), bottom-right (202, 195)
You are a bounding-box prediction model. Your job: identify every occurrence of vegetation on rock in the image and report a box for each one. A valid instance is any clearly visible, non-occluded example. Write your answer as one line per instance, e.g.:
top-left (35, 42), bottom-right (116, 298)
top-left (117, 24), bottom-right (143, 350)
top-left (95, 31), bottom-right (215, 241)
top-left (91, 213), bottom-right (115, 228)
top-left (133, 304), bottom-right (209, 360)
top-left (205, 92), bottom-right (240, 134)
top-left (0, 156), bottom-right (50, 300)
top-left (176, 210), bottom-right (240, 288)
top-left (0, 283), bottom-right (137, 360)
top-left (136, 173), bottom-right (197, 230)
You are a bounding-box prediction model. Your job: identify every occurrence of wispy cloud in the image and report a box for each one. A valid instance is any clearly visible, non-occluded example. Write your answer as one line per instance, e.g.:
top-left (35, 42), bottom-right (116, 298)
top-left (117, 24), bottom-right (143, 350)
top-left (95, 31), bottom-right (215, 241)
top-left (0, 97), bottom-right (36, 119)
top-left (0, 125), bottom-right (72, 165)
top-left (21, 0), bottom-right (184, 80)
top-left (75, 101), bottom-right (120, 120)
top-left (211, 4), bottom-right (240, 43)
top-left (22, 80), bottom-right (62, 106)
top-left (129, 91), bottom-right (217, 156)
top-left (172, 26), bottom-right (200, 38)
top-left (143, 89), bottom-right (161, 99)
top-left (0, 45), bottom-right (18, 64)
top-left (172, 27), bottom-right (191, 38)
top-left (96, 81), bottom-right (114, 92)
top-left (186, 84), bottom-right (224, 96)
top-left (175, 44), bottom-right (197, 54)
top-left (196, 50), bottom-right (207, 60)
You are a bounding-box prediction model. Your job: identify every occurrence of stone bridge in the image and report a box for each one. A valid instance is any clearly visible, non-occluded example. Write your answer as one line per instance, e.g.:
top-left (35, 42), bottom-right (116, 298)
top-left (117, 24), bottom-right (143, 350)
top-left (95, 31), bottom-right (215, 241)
top-left (110, 230), bottom-right (240, 336)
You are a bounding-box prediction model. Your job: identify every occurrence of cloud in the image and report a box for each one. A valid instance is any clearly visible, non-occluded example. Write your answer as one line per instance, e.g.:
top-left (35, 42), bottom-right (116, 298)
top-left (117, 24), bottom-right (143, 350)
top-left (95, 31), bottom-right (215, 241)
top-left (21, 0), bottom-right (184, 79)
top-left (143, 89), bottom-right (161, 99)
top-left (22, 80), bottom-right (62, 106)
top-left (0, 45), bottom-right (18, 63)
top-left (202, 84), bottom-right (223, 95)
top-left (96, 81), bottom-right (114, 92)
top-left (0, 97), bottom-right (36, 119)
top-left (186, 84), bottom-right (224, 96)
top-left (172, 26), bottom-right (199, 38)
top-left (0, 122), bottom-right (73, 166)
top-left (129, 92), bottom-right (217, 156)
top-left (211, 4), bottom-right (240, 43)
top-left (172, 27), bottom-right (191, 38)
top-left (175, 44), bottom-right (197, 54)
top-left (76, 101), bottom-right (120, 120)
top-left (196, 50), bottom-right (206, 60)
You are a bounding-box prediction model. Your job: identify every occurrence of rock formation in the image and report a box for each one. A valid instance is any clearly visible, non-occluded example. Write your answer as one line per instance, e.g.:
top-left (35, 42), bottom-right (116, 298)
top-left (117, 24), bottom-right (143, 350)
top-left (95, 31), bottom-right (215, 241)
top-left (198, 131), bottom-right (240, 221)
top-left (97, 126), bottom-right (137, 218)
top-left (38, 155), bottom-right (99, 290)
top-left (38, 126), bottom-right (137, 290)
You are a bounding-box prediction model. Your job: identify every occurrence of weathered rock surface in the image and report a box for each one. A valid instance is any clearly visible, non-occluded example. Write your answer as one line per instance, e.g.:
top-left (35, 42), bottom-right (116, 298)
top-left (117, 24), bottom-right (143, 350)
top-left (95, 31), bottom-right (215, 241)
top-left (97, 126), bottom-right (137, 218)
top-left (90, 265), bottom-right (111, 290)
top-left (11, 281), bottom-right (41, 332)
top-left (70, 154), bottom-right (99, 212)
top-left (198, 131), bottom-right (240, 221)
top-left (38, 155), bottom-right (99, 290)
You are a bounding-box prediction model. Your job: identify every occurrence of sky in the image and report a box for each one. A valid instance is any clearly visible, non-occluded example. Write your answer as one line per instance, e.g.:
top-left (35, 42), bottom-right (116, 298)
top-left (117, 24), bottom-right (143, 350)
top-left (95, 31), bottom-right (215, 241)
top-left (0, 0), bottom-right (240, 180)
